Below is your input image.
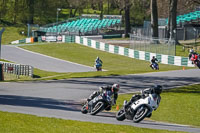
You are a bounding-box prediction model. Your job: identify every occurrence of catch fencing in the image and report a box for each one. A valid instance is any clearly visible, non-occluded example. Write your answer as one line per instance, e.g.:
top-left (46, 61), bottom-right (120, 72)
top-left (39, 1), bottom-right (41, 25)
top-left (130, 34), bottom-right (176, 56)
top-left (0, 61), bottom-right (33, 78)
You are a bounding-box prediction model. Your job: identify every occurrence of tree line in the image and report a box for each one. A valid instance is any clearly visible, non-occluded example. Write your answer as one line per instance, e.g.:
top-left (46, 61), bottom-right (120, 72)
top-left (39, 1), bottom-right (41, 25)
top-left (0, 0), bottom-right (199, 39)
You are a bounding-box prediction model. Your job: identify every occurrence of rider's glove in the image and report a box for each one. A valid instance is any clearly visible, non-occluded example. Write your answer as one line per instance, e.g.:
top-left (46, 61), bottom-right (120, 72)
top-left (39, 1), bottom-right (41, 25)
top-left (99, 87), bottom-right (103, 93)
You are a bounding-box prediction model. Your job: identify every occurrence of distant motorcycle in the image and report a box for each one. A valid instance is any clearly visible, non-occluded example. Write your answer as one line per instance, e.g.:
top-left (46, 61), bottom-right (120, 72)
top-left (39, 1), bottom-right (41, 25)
top-left (189, 53), bottom-right (200, 69)
top-left (81, 91), bottom-right (113, 115)
top-left (116, 93), bottom-right (161, 123)
top-left (95, 63), bottom-right (102, 71)
top-left (151, 63), bottom-right (159, 70)
top-left (192, 59), bottom-right (200, 69)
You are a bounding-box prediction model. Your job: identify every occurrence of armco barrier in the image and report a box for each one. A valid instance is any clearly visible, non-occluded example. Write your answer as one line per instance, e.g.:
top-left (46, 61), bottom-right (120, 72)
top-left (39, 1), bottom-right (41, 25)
top-left (10, 36), bottom-right (194, 67)
top-left (11, 37), bottom-right (34, 44)
top-left (75, 36), bottom-right (194, 67)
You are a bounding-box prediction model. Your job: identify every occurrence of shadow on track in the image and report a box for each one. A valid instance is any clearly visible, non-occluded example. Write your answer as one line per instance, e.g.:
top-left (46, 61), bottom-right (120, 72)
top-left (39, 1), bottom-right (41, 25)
top-left (33, 75), bottom-right (200, 93)
top-left (0, 95), bottom-right (82, 112)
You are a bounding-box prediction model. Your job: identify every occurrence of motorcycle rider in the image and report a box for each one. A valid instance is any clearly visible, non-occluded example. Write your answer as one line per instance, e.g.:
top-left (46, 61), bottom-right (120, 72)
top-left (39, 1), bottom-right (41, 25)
top-left (124, 85), bottom-right (162, 117)
top-left (87, 84), bottom-right (120, 111)
top-left (150, 56), bottom-right (159, 70)
top-left (95, 56), bottom-right (103, 67)
top-left (189, 49), bottom-right (199, 65)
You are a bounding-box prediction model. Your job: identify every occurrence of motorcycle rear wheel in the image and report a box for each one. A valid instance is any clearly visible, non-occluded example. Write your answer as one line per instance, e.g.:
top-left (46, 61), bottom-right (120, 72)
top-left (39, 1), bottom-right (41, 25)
top-left (116, 108), bottom-right (126, 121)
top-left (133, 106), bottom-right (149, 123)
top-left (90, 101), bottom-right (105, 115)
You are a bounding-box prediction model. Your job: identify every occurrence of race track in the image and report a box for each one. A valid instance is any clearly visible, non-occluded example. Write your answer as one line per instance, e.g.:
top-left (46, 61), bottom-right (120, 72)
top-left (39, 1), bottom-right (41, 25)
top-left (0, 69), bottom-right (200, 132)
top-left (2, 45), bottom-right (95, 72)
top-left (1, 45), bottom-right (200, 132)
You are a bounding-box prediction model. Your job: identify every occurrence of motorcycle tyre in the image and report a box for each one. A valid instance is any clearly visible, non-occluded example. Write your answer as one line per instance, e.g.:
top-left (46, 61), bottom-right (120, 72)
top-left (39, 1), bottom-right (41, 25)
top-left (90, 101), bottom-right (105, 115)
top-left (116, 108), bottom-right (126, 121)
top-left (81, 104), bottom-right (88, 114)
top-left (133, 106), bottom-right (149, 123)
top-left (197, 61), bottom-right (200, 69)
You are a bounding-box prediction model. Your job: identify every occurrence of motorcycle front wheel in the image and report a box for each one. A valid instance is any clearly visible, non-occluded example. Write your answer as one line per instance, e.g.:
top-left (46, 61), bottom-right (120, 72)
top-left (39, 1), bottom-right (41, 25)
top-left (133, 106), bottom-right (149, 123)
top-left (90, 101), bottom-right (105, 115)
top-left (197, 61), bottom-right (200, 69)
top-left (81, 104), bottom-right (88, 114)
top-left (116, 108), bottom-right (126, 121)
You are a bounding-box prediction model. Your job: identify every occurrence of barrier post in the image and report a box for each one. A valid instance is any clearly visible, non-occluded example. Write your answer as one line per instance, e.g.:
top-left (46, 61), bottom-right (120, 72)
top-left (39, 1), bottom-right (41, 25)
top-left (0, 64), bottom-right (4, 81)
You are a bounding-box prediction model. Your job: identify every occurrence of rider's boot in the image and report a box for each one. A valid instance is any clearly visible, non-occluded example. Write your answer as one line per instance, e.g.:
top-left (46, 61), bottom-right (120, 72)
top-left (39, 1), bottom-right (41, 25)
top-left (87, 91), bottom-right (99, 101)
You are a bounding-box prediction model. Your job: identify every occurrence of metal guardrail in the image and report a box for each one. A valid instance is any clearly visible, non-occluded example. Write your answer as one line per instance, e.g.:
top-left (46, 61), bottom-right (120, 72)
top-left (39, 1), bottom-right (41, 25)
top-left (0, 61), bottom-right (33, 78)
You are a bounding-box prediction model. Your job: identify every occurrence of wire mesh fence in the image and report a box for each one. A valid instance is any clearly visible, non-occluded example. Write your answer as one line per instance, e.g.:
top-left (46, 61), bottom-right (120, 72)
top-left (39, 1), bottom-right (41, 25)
top-left (130, 34), bottom-right (176, 56)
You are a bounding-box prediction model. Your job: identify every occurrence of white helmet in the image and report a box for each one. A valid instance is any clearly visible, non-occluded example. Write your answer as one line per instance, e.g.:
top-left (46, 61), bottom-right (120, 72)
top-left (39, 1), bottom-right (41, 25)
top-left (112, 84), bottom-right (120, 92)
top-left (190, 49), bottom-right (194, 53)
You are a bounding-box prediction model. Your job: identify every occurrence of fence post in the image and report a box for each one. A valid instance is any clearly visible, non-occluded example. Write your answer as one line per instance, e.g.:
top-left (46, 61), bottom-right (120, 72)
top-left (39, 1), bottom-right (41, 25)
top-left (0, 64), bottom-right (4, 81)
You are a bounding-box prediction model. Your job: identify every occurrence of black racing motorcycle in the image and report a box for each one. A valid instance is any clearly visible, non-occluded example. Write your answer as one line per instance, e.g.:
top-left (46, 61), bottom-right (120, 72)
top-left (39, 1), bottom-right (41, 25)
top-left (81, 91), bottom-right (113, 115)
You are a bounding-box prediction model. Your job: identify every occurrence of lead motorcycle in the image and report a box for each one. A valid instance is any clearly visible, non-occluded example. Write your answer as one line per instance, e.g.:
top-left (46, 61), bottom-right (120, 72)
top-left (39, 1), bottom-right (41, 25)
top-left (116, 92), bottom-right (161, 123)
top-left (81, 91), bottom-right (114, 115)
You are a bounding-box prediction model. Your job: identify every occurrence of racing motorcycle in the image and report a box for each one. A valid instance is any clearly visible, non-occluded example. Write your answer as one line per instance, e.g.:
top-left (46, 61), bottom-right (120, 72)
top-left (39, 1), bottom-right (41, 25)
top-left (193, 59), bottom-right (200, 69)
top-left (81, 91), bottom-right (114, 115)
top-left (95, 63), bottom-right (102, 71)
top-left (190, 54), bottom-right (200, 69)
top-left (151, 63), bottom-right (159, 70)
top-left (116, 93), bottom-right (161, 123)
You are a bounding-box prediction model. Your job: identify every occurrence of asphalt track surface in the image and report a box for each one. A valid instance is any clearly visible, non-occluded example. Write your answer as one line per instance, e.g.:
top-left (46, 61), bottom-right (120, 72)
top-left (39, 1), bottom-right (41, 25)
top-left (1, 45), bottom-right (200, 132)
top-left (2, 45), bottom-right (95, 72)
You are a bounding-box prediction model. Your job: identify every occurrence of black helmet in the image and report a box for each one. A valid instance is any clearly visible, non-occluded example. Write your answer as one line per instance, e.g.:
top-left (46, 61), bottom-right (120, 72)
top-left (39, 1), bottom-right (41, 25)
top-left (153, 85), bottom-right (162, 94)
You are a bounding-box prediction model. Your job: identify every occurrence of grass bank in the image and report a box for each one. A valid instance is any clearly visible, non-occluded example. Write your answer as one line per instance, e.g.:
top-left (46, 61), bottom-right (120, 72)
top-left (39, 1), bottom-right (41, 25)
top-left (20, 43), bottom-right (189, 80)
top-left (0, 26), bottom-right (25, 44)
top-left (114, 84), bottom-right (200, 127)
top-left (0, 111), bottom-right (184, 133)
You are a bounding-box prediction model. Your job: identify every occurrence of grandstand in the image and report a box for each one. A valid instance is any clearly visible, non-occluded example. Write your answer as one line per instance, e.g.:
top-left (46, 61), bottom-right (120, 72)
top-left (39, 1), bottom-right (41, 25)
top-left (132, 9), bottom-right (200, 40)
top-left (38, 14), bottom-right (122, 36)
top-left (166, 10), bottom-right (200, 25)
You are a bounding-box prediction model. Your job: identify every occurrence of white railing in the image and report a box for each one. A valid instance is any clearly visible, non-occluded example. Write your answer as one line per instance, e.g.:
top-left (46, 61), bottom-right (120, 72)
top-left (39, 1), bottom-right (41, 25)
top-left (0, 61), bottom-right (33, 78)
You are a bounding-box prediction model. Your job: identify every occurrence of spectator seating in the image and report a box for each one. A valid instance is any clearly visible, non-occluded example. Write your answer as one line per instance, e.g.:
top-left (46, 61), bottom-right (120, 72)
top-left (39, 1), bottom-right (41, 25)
top-left (40, 15), bottom-right (121, 35)
top-left (166, 10), bottom-right (200, 25)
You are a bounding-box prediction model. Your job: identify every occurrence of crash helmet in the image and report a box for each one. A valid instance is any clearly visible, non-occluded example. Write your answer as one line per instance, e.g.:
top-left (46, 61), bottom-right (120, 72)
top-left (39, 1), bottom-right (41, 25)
top-left (153, 85), bottom-right (162, 94)
top-left (190, 49), bottom-right (194, 53)
top-left (112, 84), bottom-right (120, 92)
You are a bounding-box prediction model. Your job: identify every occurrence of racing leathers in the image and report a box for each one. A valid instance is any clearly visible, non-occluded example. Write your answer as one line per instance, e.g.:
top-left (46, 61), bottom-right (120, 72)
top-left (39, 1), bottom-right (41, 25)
top-left (125, 88), bottom-right (161, 113)
top-left (87, 86), bottom-right (118, 111)
top-left (150, 57), bottom-right (159, 69)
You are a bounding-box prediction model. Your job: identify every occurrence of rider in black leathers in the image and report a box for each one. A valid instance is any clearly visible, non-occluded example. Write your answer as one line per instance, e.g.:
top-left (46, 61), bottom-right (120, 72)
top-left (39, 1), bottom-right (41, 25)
top-left (87, 84), bottom-right (120, 111)
top-left (150, 56), bottom-right (159, 69)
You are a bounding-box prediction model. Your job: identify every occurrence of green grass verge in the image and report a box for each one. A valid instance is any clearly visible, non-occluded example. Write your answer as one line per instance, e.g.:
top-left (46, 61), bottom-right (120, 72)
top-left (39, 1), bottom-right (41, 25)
top-left (114, 84), bottom-right (200, 127)
top-left (0, 26), bottom-right (26, 44)
top-left (0, 111), bottom-right (184, 133)
top-left (20, 43), bottom-right (189, 80)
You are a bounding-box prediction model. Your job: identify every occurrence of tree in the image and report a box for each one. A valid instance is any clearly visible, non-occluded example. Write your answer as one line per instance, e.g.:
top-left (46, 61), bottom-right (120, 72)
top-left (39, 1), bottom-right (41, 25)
top-left (167, 0), bottom-right (178, 44)
top-left (27, 0), bottom-right (35, 24)
top-left (124, 0), bottom-right (131, 37)
top-left (151, 0), bottom-right (158, 38)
